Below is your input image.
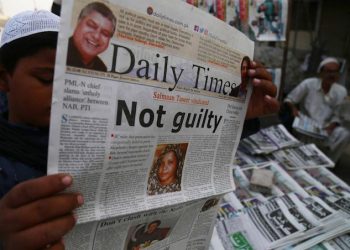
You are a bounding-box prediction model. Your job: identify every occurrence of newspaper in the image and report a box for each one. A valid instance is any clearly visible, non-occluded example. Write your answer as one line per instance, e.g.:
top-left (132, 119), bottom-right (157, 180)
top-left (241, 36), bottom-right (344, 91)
top-left (48, 0), bottom-right (254, 226)
top-left (308, 233), bottom-right (350, 250)
top-left (271, 143), bottom-right (335, 170)
top-left (211, 136), bottom-right (350, 250)
top-left (288, 169), bottom-right (334, 198)
top-left (324, 233), bottom-right (350, 250)
top-left (213, 163), bottom-right (350, 249)
top-left (269, 194), bottom-right (330, 249)
top-left (293, 113), bottom-right (328, 139)
top-left (222, 163), bottom-right (309, 214)
top-left (217, 200), bottom-right (242, 221)
top-left (279, 190), bottom-right (350, 248)
top-left (291, 222), bottom-right (350, 250)
top-left (215, 195), bottom-right (315, 250)
top-left (322, 195), bottom-right (350, 216)
top-left (261, 125), bottom-right (300, 149)
top-left (306, 168), bottom-right (350, 199)
top-left (209, 227), bottom-right (225, 250)
top-left (231, 166), bottom-right (268, 208)
top-left (64, 195), bottom-right (221, 250)
top-left (234, 147), bottom-right (271, 169)
top-left (214, 192), bottom-right (344, 250)
top-left (215, 210), bottom-right (271, 250)
top-left (240, 124), bottom-right (300, 154)
top-left (241, 162), bottom-right (310, 199)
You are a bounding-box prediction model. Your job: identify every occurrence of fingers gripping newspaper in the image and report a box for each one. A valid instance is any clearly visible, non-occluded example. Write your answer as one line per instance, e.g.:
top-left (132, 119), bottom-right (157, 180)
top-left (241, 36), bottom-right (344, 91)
top-left (48, 0), bottom-right (254, 249)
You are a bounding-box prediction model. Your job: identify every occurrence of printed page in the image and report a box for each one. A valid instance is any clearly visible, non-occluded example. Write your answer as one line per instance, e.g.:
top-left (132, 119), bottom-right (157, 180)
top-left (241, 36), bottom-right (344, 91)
top-left (64, 196), bottom-right (222, 250)
top-left (240, 124), bottom-right (300, 154)
top-left (293, 113), bottom-right (328, 139)
top-left (306, 167), bottom-right (350, 198)
top-left (272, 143), bottom-right (334, 170)
top-left (288, 169), bottom-right (334, 197)
top-left (48, 0), bottom-right (253, 223)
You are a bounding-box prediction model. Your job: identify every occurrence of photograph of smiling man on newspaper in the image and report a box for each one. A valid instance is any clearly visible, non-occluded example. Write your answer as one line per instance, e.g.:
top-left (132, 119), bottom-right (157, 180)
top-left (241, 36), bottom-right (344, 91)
top-left (66, 1), bottom-right (117, 71)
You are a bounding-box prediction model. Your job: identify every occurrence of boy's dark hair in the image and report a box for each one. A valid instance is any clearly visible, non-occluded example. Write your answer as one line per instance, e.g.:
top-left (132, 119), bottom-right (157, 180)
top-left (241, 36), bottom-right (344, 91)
top-left (0, 31), bottom-right (58, 73)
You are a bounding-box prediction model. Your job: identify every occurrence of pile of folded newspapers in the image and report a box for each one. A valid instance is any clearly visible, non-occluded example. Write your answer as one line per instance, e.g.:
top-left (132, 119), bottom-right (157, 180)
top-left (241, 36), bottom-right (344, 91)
top-left (211, 125), bottom-right (350, 250)
top-left (238, 124), bottom-right (334, 170)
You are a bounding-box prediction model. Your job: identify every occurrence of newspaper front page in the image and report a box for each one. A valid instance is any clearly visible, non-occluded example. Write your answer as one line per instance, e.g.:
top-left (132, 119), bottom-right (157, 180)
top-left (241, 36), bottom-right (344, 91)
top-left (48, 0), bottom-right (254, 244)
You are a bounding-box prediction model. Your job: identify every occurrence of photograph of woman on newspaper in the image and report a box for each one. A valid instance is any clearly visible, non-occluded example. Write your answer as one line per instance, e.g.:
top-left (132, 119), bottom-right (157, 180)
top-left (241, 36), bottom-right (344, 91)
top-left (147, 143), bottom-right (188, 195)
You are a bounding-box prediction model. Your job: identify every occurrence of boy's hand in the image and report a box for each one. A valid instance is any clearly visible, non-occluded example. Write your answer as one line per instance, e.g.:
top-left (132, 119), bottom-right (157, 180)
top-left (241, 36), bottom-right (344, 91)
top-left (0, 174), bottom-right (83, 250)
top-left (246, 61), bottom-right (280, 119)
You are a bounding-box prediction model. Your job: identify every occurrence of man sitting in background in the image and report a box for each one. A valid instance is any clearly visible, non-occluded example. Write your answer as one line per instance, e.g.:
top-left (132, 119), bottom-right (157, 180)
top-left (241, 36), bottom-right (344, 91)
top-left (284, 57), bottom-right (350, 163)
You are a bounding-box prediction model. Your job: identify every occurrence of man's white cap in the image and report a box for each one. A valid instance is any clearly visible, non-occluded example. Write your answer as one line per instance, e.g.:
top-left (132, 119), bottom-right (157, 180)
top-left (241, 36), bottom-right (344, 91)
top-left (0, 10), bottom-right (60, 48)
top-left (317, 57), bottom-right (339, 73)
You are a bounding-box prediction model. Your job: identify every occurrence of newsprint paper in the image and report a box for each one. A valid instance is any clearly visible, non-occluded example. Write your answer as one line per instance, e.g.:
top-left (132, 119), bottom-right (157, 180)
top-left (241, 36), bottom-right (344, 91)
top-left (47, 0), bottom-right (254, 249)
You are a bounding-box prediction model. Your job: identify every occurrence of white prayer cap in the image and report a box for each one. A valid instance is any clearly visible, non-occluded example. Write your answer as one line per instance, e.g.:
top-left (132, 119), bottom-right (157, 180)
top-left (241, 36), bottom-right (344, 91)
top-left (0, 10), bottom-right (60, 48)
top-left (317, 57), bottom-right (339, 73)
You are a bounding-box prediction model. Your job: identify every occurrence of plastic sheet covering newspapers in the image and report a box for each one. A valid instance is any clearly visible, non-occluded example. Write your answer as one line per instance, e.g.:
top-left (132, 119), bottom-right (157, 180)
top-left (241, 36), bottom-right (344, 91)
top-left (47, 0), bottom-right (254, 249)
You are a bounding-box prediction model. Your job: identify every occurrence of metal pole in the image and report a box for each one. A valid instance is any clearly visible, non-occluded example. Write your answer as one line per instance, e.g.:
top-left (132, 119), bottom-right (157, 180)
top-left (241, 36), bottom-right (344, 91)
top-left (279, 0), bottom-right (293, 100)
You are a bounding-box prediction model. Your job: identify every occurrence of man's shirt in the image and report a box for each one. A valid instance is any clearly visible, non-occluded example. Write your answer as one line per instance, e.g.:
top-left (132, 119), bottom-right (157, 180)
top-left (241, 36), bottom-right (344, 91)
top-left (285, 77), bottom-right (347, 124)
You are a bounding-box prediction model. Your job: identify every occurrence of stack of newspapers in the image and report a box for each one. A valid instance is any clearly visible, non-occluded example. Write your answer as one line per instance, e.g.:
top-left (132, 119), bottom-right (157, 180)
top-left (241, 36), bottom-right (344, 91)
top-left (212, 124), bottom-right (349, 249)
top-left (212, 162), bottom-right (350, 250)
top-left (270, 143), bottom-right (335, 170)
top-left (240, 124), bottom-right (301, 154)
top-left (236, 124), bottom-right (335, 170)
